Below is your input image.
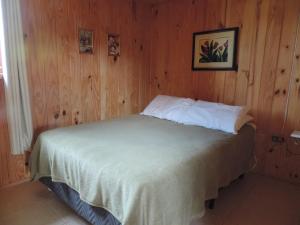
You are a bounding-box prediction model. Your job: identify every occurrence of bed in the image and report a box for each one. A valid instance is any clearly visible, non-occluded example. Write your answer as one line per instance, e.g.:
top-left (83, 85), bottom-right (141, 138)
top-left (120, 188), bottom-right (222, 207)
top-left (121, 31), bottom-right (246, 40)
top-left (30, 114), bottom-right (255, 225)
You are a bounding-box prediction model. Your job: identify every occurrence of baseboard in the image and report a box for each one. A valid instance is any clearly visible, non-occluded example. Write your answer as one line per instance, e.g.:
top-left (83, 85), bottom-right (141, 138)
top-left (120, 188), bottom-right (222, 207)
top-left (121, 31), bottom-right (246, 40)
top-left (0, 178), bottom-right (31, 190)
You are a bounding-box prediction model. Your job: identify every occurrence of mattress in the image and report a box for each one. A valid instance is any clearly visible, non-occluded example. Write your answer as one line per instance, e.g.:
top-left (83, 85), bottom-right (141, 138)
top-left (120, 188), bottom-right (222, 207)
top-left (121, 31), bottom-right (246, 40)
top-left (30, 115), bottom-right (255, 225)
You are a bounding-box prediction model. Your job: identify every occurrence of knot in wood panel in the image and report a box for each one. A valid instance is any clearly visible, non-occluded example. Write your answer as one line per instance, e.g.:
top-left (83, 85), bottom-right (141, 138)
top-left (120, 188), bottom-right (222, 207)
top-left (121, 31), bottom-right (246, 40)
top-left (282, 89), bottom-right (286, 95)
top-left (54, 112), bottom-right (60, 120)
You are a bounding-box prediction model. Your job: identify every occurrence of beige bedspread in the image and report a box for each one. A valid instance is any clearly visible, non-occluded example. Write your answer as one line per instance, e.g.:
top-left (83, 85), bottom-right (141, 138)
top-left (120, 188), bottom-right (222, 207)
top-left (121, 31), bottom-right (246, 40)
top-left (30, 115), bottom-right (255, 225)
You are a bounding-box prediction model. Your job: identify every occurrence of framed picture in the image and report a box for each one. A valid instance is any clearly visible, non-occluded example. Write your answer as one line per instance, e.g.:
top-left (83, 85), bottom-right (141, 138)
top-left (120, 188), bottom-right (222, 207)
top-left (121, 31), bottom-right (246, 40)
top-left (108, 34), bottom-right (120, 57)
top-left (192, 27), bottom-right (239, 71)
top-left (79, 29), bottom-right (94, 54)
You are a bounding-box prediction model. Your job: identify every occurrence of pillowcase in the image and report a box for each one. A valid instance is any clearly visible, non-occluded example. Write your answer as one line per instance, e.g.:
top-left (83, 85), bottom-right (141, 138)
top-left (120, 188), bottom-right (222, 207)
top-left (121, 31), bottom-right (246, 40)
top-left (180, 100), bottom-right (250, 133)
top-left (141, 95), bottom-right (253, 134)
top-left (141, 95), bottom-right (194, 120)
top-left (193, 100), bottom-right (249, 115)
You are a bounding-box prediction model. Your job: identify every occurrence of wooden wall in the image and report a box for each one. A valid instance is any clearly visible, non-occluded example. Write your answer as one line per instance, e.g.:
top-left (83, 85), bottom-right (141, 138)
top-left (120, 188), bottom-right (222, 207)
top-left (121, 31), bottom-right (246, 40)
top-left (0, 0), bottom-right (151, 188)
top-left (148, 0), bottom-right (300, 183)
top-left (1, 0), bottom-right (300, 187)
top-left (22, 0), bottom-right (150, 130)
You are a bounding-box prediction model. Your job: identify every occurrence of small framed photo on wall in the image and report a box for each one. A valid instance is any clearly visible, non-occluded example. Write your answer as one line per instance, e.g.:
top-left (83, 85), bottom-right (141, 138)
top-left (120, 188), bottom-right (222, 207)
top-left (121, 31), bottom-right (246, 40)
top-left (192, 27), bottom-right (239, 71)
top-left (79, 29), bottom-right (94, 54)
top-left (108, 34), bottom-right (120, 57)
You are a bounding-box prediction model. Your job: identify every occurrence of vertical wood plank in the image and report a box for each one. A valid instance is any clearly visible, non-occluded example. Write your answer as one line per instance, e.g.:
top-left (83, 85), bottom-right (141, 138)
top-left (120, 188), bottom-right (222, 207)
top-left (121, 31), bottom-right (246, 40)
top-left (234, 0), bottom-right (258, 106)
top-left (256, 0), bottom-right (285, 133)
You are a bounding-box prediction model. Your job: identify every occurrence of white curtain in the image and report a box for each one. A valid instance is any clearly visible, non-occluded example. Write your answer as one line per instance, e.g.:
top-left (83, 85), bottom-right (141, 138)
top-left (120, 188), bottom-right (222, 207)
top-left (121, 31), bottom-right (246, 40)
top-left (0, 0), bottom-right (33, 155)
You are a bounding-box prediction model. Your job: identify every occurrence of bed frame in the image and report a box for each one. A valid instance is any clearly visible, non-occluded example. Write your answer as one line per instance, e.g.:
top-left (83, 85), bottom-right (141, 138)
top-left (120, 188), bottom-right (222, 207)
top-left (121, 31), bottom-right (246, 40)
top-left (206, 174), bottom-right (245, 210)
top-left (40, 174), bottom-right (245, 224)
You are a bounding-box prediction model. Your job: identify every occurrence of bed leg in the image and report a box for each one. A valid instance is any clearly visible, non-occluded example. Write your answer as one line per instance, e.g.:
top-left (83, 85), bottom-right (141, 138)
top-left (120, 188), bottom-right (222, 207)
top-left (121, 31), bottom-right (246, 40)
top-left (207, 199), bottom-right (215, 210)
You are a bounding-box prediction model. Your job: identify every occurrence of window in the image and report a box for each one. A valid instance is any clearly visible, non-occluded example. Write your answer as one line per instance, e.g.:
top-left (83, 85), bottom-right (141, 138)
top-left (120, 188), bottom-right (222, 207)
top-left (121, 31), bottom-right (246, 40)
top-left (0, 0), bottom-right (6, 81)
top-left (0, 48), bottom-right (3, 80)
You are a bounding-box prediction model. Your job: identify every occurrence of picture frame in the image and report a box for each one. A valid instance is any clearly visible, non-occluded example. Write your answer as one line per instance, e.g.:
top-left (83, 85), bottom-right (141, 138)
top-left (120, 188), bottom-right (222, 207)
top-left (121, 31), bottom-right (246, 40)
top-left (108, 34), bottom-right (120, 57)
top-left (79, 29), bottom-right (94, 54)
top-left (192, 27), bottom-right (239, 71)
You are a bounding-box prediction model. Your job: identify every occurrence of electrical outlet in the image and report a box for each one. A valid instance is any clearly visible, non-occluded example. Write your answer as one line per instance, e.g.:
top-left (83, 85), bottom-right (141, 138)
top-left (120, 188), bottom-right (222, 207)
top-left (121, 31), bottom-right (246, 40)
top-left (271, 135), bottom-right (285, 143)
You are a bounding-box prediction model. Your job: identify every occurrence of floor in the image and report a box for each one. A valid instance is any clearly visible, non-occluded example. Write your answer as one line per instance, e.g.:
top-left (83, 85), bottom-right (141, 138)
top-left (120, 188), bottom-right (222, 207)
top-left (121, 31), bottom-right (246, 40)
top-left (0, 174), bottom-right (299, 225)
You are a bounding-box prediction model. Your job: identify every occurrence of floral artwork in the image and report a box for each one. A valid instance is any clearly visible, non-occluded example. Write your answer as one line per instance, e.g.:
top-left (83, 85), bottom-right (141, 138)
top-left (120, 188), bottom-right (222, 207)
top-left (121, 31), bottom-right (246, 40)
top-left (199, 40), bottom-right (228, 63)
top-left (192, 28), bottom-right (238, 71)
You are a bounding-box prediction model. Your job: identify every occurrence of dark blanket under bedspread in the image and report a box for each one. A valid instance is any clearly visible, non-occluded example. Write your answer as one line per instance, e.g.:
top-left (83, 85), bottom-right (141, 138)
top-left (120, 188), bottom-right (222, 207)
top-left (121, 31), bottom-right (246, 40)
top-left (40, 177), bottom-right (121, 225)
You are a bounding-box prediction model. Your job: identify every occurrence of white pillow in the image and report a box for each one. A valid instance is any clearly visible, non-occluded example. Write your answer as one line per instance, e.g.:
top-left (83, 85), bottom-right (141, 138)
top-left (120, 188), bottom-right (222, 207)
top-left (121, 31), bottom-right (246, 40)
top-left (180, 100), bottom-right (250, 133)
top-left (141, 95), bottom-right (194, 120)
top-left (142, 96), bottom-right (253, 134)
top-left (195, 100), bottom-right (249, 115)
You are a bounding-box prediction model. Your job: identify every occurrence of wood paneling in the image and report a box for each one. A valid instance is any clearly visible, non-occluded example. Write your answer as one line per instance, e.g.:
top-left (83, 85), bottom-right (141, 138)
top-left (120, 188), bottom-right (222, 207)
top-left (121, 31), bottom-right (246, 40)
top-left (0, 0), bottom-right (151, 188)
top-left (148, 0), bottom-right (300, 183)
top-left (2, 0), bottom-right (300, 187)
top-left (21, 0), bottom-right (150, 131)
